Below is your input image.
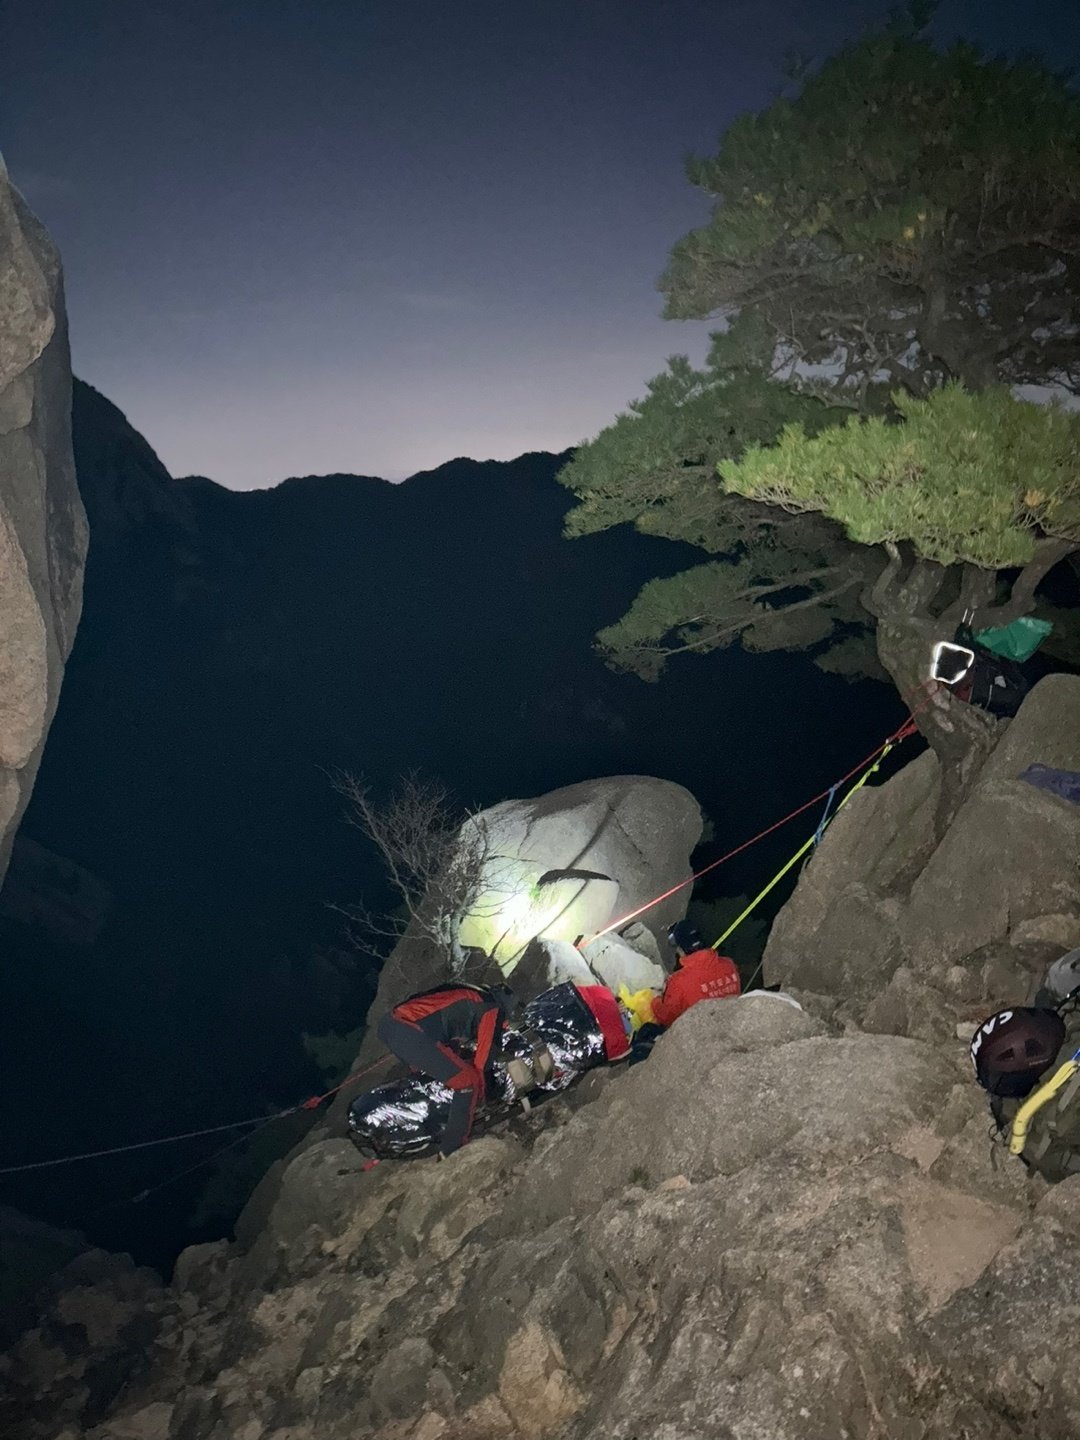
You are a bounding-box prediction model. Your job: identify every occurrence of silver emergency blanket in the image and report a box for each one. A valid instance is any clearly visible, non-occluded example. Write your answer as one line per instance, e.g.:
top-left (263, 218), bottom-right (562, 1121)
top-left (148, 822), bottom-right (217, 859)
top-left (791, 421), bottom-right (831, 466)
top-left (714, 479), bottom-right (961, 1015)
top-left (524, 981), bottom-right (609, 1084)
top-left (348, 982), bottom-right (612, 1160)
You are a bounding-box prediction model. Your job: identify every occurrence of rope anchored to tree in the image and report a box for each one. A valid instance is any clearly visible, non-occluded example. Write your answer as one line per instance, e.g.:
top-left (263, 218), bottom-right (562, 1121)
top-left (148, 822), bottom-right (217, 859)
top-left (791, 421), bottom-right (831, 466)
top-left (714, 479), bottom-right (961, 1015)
top-left (576, 683), bottom-right (937, 951)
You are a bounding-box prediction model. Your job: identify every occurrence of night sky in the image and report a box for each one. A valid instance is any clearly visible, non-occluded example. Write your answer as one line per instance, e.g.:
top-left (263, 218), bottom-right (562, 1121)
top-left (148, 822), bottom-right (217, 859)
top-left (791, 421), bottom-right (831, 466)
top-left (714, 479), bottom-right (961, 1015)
top-left (5, 0), bottom-right (1080, 488)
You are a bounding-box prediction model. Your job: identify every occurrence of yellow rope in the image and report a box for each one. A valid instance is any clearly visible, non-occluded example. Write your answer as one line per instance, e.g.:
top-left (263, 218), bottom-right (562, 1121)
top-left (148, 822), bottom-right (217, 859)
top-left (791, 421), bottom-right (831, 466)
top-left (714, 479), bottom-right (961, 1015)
top-left (711, 743), bottom-right (894, 950)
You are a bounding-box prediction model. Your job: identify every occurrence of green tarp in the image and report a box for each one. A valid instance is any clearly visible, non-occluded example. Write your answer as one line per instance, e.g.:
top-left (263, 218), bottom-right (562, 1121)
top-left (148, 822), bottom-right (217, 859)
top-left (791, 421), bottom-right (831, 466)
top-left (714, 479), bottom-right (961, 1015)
top-left (974, 616), bottom-right (1054, 663)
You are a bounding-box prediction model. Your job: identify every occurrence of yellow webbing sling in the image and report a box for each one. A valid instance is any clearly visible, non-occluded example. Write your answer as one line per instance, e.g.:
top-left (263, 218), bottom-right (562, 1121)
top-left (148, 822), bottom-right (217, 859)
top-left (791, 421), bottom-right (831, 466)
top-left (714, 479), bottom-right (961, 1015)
top-left (1009, 1048), bottom-right (1080, 1156)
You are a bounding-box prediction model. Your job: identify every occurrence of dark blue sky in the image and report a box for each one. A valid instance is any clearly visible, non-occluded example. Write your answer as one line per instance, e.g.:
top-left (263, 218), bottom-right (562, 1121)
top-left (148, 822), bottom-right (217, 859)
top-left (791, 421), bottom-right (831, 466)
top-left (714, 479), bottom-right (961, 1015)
top-left (5, 0), bottom-right (1079, 487)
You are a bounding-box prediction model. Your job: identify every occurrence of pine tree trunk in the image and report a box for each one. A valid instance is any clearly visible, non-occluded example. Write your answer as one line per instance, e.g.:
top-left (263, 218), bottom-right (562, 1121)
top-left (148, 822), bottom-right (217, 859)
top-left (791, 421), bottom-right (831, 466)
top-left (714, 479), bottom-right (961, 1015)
top-left (875, 614), bottom-right (1000, 838)
top-left (862, 539), bottom-right (1076, 842)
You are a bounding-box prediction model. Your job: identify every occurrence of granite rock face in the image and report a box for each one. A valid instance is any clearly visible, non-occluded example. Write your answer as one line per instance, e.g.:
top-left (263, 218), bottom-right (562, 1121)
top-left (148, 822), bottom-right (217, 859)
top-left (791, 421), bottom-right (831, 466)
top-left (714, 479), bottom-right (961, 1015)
top-left (0, 159), bottom-right (87, 884)
top-left (765, 675), bottom-right (1080, 1039)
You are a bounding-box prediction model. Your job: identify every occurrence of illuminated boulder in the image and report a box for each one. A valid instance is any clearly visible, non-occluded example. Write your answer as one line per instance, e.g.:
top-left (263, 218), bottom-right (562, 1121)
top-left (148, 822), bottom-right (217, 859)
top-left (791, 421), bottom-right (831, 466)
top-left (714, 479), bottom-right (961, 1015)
top-left (454, 774), bottom-right (701, 975)
top-left (330, 775), bottom-right (703, 1119)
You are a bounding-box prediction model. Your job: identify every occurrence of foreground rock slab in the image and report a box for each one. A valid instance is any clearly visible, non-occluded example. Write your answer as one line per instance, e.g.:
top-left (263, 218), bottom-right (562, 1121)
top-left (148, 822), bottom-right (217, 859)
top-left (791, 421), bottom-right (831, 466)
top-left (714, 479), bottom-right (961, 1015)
top-left (7, 995), bottom-right (1075, 1440)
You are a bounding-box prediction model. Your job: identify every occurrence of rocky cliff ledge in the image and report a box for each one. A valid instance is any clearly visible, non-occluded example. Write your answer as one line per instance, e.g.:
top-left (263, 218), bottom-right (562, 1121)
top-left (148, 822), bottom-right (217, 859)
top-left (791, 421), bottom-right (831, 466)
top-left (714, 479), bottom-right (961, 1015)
top-left (5, 993), bottom-right (1077, 1440)
top-left (0, 159), bottom-right (87, 882)
top-left (5, 680), bottom-right (1080, 1438)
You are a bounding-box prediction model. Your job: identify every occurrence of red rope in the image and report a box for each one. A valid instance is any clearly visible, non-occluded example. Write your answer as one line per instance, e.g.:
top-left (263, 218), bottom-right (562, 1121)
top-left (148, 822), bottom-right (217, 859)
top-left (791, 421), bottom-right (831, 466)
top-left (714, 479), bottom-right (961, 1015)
top-left (299, 1054), bottom-right (393, 1109)
top-left (0, 1055), bottom-right (393, 1178)
top-left (578, 683), bottom-right (938, 947)
top-left (77, 1059), bottom-right (396, 1221)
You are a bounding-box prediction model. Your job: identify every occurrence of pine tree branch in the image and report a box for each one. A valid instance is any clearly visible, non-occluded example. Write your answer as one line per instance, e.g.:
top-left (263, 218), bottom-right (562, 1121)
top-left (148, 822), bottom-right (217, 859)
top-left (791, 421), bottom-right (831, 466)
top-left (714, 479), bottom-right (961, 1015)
top-left (976, 537), bottom-right (1079, 627)
top-left (863, 540), bottom-right (904, 620)
top-left (652, 573), bottom-right (860, 658)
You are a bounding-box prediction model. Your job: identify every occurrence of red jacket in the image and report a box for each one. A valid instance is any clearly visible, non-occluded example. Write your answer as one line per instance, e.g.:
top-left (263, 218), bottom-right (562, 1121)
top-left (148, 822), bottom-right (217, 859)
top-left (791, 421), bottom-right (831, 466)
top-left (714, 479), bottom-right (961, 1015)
top-left (652, 948), bottom-right (741, 1028)
top-left (576, 984), bottom-right (631, 1061)
top-left (391, 985), bottom-right (506, 1071)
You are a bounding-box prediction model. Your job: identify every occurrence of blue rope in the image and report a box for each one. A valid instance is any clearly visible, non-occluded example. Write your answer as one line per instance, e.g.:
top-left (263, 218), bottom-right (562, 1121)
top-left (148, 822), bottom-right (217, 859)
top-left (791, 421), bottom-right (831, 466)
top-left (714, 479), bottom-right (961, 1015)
top-left (812, 784), bottom-right (839, 847)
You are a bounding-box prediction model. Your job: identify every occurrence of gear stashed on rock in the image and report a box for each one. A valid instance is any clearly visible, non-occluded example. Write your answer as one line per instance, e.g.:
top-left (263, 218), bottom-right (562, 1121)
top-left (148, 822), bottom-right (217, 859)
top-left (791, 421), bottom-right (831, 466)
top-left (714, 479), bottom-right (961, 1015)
top-left (0, 157), bottom-right (87, 884)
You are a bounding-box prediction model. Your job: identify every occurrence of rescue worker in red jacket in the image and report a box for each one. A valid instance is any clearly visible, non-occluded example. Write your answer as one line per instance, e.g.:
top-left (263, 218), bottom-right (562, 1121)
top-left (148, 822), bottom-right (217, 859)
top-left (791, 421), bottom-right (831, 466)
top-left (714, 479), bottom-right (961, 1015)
top-left (377, 983), bottom-right (515, 1158)
top-left (652, 921), bottom-right (741, 1028)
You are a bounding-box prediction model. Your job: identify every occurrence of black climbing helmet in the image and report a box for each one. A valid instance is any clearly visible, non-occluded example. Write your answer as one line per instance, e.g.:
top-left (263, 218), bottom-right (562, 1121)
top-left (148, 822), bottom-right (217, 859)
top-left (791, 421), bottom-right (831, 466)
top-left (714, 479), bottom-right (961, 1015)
top-left (668, 921), bottom-right (705, 956)
top-left (970, 1007), bottom-right (1066, 1099)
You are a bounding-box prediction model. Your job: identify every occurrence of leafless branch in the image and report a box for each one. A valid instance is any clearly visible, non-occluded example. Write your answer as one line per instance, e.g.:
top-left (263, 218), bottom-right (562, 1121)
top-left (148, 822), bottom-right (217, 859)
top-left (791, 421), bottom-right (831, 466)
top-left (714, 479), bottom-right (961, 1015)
top-left (329, 771), bottom-right (516, 972)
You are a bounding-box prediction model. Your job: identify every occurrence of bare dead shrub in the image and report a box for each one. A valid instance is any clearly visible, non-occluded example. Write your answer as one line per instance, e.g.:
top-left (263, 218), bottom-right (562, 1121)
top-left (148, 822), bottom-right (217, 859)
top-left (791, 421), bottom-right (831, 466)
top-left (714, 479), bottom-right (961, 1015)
top-left (331, 771), bottom-right (517, 977)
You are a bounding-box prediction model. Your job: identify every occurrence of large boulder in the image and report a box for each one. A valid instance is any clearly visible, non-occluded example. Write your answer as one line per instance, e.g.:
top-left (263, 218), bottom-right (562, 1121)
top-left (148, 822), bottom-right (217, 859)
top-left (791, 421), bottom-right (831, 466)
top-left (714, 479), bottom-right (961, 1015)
top-left (514, 996), bottom-right (944, 1225)
top-left (762, 747), bottom-right (938, 1006)
top-left (900, 675), bottom-right (1080, 967)
top-left (455, 774), bottom-right (702, 972)
top-left (350, 775), bottom-right (697, 1054)
top-left (0, 159), bottom-right (87, 883)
